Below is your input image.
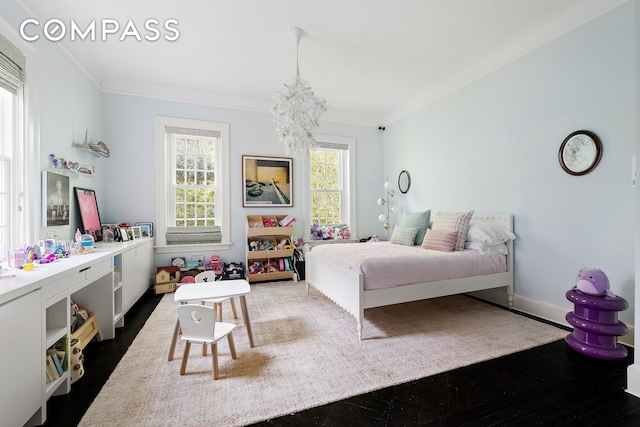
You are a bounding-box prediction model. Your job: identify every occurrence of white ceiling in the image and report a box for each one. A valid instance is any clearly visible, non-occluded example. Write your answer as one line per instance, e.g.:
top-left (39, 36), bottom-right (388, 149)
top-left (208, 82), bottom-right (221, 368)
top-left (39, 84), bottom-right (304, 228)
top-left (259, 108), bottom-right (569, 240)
top-left (19, 0), bottom-right (626, 126)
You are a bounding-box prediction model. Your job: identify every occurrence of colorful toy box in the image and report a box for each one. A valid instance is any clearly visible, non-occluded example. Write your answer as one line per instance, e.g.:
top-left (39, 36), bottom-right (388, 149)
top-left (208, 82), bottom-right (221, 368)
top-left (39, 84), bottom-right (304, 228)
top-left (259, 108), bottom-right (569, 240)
top-left (8, 249), bottom-right (27, 268)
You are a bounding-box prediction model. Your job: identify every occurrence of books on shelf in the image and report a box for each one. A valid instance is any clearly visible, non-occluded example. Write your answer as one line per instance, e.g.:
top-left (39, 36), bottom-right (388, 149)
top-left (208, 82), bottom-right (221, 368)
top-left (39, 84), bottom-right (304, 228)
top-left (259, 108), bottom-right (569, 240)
top-left (48, 349), bottom-right (63, 375)
top-left (278, 215), bottom-right (296, 227)
top-left (45, 336), bottom-right (68, 383)
top-left (45, 354), bottom-right (59, 383)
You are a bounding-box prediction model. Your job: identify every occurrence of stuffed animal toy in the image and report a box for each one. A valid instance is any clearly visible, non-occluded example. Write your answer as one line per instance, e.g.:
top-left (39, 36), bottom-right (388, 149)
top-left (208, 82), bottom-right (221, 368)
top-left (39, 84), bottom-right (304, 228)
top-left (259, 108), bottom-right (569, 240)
top-left (277, 238), bottom-right (292, 250)
top-left (574, 267), bottom-right (615, 297)
top-left (249, 261), bottom-right (263, 274)
top-left (311, 223), bottom-right (323, 240)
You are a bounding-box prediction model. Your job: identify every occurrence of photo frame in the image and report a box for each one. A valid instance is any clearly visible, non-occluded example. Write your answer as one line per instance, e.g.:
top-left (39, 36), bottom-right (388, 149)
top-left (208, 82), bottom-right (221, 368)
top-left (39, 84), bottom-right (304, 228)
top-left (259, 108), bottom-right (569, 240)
top-left (119, 227), bottom-right (129, 241)
top-left (42, 171), bottom-right (70, 226)
top-left (101, 224), bottom-right (117, 243)
top-left (242, 155), bottom-right (293, 207)
top-left (131, 226), bottom-right (141, 239)
top-left (74, 187), bottom-right (103, 241)
top-left (135, 222), bottom-right (153, 237)
top-left (139, 225), bottom-right (150, 238)
top-left (171, 257), bottom-right (186, 269)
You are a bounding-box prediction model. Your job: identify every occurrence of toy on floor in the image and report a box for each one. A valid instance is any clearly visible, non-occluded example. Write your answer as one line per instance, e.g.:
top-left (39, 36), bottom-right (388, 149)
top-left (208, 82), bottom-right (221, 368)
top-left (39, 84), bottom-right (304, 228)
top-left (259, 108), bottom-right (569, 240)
top-left (210, 255), bottom-right (223, 276)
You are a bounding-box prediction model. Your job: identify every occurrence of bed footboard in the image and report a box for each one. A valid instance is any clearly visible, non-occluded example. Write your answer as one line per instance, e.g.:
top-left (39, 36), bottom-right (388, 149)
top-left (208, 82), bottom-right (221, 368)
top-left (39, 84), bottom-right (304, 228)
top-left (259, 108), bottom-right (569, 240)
top-left (306, 248), bottom-right (365, 339)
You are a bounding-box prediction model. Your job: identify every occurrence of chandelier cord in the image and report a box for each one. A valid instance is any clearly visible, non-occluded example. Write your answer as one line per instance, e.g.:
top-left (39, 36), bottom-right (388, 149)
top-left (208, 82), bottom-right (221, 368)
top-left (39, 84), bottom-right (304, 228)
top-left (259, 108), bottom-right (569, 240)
top-left (296, 42), bottom-right (300, 78)
top-left (293, 27), bottom-right (301, 79)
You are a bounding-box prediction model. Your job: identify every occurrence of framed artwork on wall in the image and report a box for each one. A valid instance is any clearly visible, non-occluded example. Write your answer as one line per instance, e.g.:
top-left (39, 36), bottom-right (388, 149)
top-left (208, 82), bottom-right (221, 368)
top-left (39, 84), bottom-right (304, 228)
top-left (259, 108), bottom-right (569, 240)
top-left (42, 171), bottom-right (70, 226)
top-left (74, 187), bottom-right (103, 241)
top-left (242, 155), bottom-right (293, 207)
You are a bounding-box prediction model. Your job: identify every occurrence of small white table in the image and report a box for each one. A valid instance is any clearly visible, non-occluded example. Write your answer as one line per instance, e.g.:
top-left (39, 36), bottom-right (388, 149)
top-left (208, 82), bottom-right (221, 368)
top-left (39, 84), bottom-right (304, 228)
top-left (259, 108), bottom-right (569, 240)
top-left (168, 279), bottom-right (254, 361)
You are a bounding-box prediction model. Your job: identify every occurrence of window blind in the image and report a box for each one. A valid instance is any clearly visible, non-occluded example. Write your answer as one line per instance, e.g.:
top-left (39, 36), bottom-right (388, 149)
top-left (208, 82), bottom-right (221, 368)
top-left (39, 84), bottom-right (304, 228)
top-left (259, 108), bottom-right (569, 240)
top-left (0, 34), bottom-right (25, 94)
top-left (165, 126), bottom-right (220, 138)
top-left (316, 141), bottom-right (348, 151)
top-left (165, 226), bottom-right (222, 245)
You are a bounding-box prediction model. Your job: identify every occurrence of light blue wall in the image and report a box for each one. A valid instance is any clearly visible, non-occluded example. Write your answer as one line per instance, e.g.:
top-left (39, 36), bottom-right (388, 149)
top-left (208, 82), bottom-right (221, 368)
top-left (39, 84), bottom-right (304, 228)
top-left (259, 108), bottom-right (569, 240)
top-left (1, 0), bottom-right (105, 242)
top-left (383, 3), bottom-right (636, 323)
top-left (101, 93), bottom-right (383, 265)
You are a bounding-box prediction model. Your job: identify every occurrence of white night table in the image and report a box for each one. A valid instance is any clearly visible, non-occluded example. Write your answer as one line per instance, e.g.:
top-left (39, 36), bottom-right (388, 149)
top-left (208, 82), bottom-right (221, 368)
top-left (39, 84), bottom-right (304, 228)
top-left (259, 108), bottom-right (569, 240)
top-left (168, 279), bottom-right (254, 361)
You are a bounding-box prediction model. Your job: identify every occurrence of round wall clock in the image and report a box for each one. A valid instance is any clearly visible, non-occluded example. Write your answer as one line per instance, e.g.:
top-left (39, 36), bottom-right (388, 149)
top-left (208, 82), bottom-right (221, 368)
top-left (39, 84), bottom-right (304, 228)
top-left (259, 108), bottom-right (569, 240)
top-left (558, 130), bottom-right (602, 176)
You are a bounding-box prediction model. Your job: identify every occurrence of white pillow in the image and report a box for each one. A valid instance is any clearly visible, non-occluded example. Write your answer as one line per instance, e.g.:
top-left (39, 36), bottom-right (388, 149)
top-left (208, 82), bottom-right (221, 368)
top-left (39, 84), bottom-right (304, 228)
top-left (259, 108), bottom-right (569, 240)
top-left (466, 222), bottom-right (515, 245)
top-left (465, 241), bottom-right (509, 256)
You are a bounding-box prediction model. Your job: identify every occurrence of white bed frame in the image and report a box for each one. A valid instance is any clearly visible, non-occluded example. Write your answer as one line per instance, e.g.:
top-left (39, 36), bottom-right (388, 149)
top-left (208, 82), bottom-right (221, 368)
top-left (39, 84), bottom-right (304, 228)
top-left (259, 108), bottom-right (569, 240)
top-left (305, 213), bottom-right (514, 340)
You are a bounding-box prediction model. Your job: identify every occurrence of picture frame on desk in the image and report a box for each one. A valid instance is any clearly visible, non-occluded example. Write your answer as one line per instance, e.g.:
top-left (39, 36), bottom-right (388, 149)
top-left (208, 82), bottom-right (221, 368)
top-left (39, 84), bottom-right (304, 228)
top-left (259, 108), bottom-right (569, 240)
top-left (74, 187), bottom-right (103, 241)
top-left (131, 226), bottom-right (141, 239)
top-left (135, 222), bottom-right (153, 237)
top-left (42, 171), bottom-right (70, 226)
top-left (139, 225), bottom-right (150, 238)
top-left (119, 227), bottom-right (129, 241)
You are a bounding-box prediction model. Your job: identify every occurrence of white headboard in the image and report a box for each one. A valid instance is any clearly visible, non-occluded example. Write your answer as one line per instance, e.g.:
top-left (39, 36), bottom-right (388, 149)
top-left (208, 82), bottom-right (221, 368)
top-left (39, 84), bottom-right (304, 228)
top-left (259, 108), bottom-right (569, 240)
top-left (469, 213), bottom-right (513, 232)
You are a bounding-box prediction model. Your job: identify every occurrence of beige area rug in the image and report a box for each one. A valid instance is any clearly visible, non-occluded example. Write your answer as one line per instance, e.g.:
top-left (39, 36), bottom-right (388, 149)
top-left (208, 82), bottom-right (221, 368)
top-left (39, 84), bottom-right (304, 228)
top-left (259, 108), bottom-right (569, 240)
top-left (80, 281), bottom-right (567, 427)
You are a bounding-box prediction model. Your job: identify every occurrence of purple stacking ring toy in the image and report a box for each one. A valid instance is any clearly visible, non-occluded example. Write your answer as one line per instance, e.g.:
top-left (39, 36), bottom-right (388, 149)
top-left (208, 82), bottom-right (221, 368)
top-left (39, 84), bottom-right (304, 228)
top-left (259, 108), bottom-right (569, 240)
top-left (565, 267), bottom-right (628, 360)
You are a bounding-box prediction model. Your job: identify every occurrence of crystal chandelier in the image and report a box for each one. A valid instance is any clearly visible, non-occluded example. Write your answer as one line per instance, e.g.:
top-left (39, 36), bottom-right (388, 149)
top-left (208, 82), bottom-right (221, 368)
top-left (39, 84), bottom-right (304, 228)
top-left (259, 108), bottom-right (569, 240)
top-left (271, 27), bottom-right (327, 156)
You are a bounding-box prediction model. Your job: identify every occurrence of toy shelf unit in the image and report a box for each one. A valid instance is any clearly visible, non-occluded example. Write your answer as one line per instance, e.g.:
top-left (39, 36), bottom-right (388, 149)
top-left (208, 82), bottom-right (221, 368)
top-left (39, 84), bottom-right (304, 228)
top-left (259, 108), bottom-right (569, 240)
top-left (246, 215), bottom-right (295, 283)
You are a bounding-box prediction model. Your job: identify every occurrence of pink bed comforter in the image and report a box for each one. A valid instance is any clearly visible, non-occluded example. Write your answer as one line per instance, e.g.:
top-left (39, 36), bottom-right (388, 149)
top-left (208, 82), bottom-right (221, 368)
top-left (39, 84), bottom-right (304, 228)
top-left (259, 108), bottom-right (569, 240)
top-left (309, 242), bottom-right (506, 290)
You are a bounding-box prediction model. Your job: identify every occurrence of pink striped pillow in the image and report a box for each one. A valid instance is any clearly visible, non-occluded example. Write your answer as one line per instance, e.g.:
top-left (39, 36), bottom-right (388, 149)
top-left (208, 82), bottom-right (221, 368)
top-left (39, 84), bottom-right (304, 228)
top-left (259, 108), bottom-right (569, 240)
top-left (431, 211), bottom-right (474, 250)
top-left (421, 230), bottom-right (458, 252)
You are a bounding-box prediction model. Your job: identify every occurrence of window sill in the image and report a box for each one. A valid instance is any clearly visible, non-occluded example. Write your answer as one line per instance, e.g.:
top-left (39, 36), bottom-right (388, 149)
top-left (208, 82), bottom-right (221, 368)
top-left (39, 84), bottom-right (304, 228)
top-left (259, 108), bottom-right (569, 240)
top-left (154, 242), bottom-right (232, 254)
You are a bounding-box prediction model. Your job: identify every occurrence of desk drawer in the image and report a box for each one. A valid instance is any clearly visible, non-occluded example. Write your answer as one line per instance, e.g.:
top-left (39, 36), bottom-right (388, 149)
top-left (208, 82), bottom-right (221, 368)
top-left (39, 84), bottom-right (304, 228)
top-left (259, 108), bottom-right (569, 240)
top-left (84, 258), bottom-right (112, 279)
top-left (44, 272), bottom-right (75, 301)
top-left (44, 258), bottom-right (113, 301)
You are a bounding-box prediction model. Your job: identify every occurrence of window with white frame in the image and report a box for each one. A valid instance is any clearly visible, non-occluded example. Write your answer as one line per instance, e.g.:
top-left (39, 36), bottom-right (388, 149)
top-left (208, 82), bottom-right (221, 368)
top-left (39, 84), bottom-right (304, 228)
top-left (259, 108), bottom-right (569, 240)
top-left (304, 135), bottom-right (356, 240)
top-left (0, 29), bottom-right (35, 261)
top-left (155, 117), bottom-right (230, 253)
top-left (172, 133), bottom-right (216, 227)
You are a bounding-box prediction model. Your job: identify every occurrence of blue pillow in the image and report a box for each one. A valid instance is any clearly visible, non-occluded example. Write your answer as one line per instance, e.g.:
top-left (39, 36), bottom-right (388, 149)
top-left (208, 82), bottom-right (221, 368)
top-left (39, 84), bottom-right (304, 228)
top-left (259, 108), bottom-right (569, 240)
top-left (398, 210), bottom-right (431, 245)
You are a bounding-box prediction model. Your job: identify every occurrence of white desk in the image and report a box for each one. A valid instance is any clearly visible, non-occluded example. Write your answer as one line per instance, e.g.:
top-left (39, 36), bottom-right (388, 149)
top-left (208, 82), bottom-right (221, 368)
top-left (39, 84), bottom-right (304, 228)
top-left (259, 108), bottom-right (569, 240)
top-left (168, 280), bottom-right (254, 361)
top-left (0, 238), bottom-right (155, 426)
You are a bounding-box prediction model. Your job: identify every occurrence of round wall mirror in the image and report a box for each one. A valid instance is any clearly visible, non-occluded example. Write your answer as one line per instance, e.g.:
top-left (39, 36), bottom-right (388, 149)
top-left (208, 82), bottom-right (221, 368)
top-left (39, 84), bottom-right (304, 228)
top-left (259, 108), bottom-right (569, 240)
top-left (558, 130), bottom-right (602, 176)
top-left (398, 170), bottom-right (411, 194)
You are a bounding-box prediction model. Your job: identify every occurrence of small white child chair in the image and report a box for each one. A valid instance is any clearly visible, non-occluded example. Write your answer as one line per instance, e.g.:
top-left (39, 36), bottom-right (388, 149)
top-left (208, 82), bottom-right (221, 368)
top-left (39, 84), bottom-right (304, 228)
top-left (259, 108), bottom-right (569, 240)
top-left (177, 304), bottom-right (237, 379)
top-left (195, 270), bottom-right (238, 322)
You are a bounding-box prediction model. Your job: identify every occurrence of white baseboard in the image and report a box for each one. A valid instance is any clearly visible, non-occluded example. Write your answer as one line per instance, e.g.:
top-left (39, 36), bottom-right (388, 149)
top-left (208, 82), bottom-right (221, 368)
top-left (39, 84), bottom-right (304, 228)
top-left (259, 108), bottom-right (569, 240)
top-left (470, 289), bottom-right (634, 347)
top-left (627, 364), bottom-right (640, 397)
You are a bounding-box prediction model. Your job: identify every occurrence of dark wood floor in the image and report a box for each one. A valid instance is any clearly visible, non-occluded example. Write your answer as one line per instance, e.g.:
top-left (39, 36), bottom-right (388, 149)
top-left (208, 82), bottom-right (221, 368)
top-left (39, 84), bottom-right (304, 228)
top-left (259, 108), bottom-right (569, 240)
top-left (43, 290), bottom-right (640, 427)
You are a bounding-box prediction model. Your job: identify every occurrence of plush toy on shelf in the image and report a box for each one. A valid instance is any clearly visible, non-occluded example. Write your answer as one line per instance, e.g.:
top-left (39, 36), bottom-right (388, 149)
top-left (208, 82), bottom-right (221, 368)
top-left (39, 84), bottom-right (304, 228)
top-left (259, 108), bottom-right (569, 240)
top-left (249, 261), bottom-right (263, 274)
top-left (277, 238), bottom-right (292, 250)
